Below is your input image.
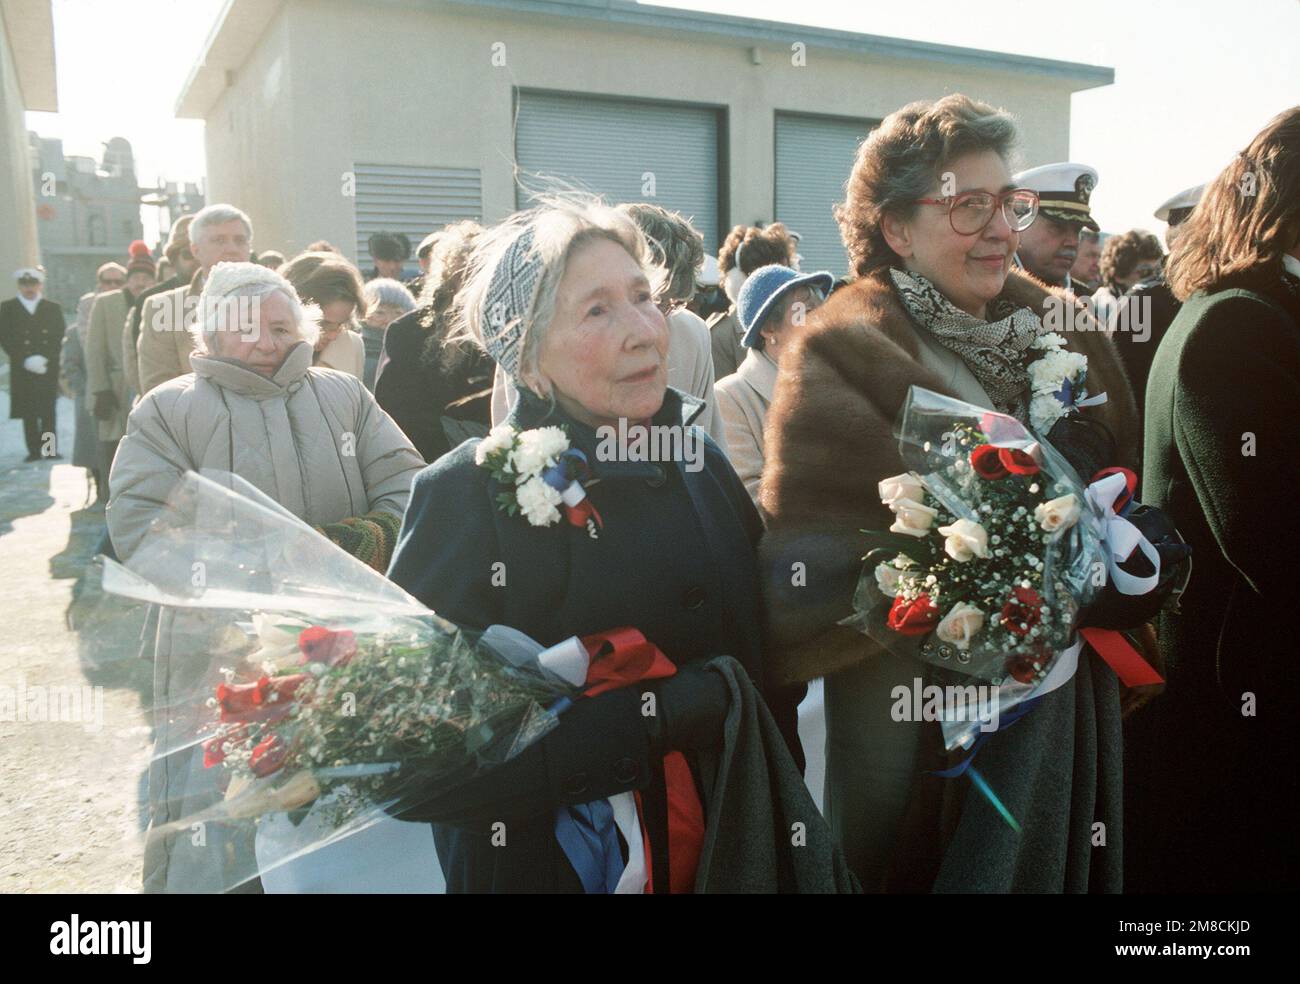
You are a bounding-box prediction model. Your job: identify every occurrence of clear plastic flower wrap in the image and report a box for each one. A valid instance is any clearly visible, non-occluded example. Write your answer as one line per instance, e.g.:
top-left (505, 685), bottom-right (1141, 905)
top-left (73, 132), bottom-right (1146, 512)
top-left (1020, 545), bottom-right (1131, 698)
top-left (840, 386), bottom-right (1111, 750)
top-left (101, 470), bottom-right (577, 892)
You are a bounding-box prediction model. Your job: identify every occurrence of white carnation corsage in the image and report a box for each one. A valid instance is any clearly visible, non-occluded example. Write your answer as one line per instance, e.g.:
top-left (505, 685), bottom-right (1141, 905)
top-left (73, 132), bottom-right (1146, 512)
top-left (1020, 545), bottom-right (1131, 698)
top-left (476, 425), bottom-right (603, 538)
top-left (1026, 332), bottom-right (1106, 434)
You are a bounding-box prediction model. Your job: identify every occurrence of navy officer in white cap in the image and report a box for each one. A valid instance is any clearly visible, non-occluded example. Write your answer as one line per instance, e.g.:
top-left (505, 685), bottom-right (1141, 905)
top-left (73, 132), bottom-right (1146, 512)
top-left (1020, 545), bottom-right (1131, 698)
top-left (0, 266), bottom-right (67, 461)
top-left (1111, 182), bottom-right (1206, 418)
top-left (1154, 183), bottom-right (1204, 250)
top-left (1012, 162), bottom-right (1100, 289)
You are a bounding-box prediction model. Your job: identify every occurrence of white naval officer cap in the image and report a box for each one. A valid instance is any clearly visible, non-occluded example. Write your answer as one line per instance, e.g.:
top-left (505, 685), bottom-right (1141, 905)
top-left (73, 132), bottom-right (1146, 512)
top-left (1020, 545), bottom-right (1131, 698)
top-left (1154, 184), bottom-right (1204, 223)
top-left (1012, 162), bottom-right (1100, 231)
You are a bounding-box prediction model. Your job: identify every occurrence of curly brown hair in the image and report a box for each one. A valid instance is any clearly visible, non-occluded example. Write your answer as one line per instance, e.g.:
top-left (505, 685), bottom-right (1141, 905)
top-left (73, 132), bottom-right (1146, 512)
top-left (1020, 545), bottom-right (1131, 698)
top-left (1099, 230), bottom-right (1163, 287)
top-left (836, 94), bottom-right (1018, 279)
top-left (718, 223), bottom-right (796, 275)
top-left (1167, 106), bottom-right (1300, 301)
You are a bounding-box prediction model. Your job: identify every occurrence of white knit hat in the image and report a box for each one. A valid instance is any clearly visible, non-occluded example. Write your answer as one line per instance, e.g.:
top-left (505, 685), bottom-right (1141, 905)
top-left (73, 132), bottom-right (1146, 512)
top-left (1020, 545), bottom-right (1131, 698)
top-left (195, 261), bottom-right (318, 349)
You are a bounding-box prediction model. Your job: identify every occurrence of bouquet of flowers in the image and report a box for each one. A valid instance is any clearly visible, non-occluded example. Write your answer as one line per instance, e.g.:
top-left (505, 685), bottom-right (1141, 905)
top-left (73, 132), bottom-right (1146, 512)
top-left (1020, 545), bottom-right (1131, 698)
top-left (101, 470), bottom-right (585, 889)
top-left (842, 386), bottom-right (1167, 751)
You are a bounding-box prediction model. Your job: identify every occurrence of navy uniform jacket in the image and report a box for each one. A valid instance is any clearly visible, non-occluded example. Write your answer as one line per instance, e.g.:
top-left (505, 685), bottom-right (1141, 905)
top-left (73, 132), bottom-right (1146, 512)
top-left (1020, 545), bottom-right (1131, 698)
top-left (387, 386), bottom-right (797, 892)
top-left (0, 297), bottom-right (66, 418)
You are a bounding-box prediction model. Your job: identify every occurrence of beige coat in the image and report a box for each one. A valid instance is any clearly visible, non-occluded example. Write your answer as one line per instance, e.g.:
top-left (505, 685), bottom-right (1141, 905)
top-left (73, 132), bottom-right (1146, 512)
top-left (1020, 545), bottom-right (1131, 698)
top-left (84, 289), bottom-right (133, 441)
top-left (121, 310), bottom-right (142, 398)
top-left (714, 347), bottom-right (778, 505)
top-left (108, 341), bottom-right (424, 892)
top-left (666, 308), bottom-right (725, 447)
top-left (314, 326), bottom-right (365, 379)
top-left (136, 272), bottom-right (202, 395)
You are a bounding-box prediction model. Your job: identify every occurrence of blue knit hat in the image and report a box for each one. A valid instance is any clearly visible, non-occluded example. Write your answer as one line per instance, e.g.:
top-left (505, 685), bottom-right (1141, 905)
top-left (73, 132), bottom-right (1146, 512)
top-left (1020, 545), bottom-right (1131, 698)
top-left (737, 264), bottom-right (834, 349)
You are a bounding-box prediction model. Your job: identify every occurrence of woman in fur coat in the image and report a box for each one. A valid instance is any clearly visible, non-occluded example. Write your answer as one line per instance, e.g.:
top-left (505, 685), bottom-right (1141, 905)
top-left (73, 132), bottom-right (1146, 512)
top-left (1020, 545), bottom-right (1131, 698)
top-left (760, 94), bottom-right (1145, 892)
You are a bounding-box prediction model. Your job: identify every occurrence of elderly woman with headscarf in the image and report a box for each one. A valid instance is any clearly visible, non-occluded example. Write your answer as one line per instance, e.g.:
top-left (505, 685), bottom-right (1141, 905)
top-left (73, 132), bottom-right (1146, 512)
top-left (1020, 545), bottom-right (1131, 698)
top-left (108, 261), bottom-right (425, 892)
top-left (487, 204), bottom-right (728, 450)
top-left (385, 199), bottom-right (835, 894)
top-left (760, 94), bottom-right (1159, 893)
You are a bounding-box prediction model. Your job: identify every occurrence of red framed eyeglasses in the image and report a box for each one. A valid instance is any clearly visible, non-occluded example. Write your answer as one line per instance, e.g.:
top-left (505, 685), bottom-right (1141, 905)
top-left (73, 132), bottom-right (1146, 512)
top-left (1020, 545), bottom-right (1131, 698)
top-left (914, 189), bottom-right (1040, 235)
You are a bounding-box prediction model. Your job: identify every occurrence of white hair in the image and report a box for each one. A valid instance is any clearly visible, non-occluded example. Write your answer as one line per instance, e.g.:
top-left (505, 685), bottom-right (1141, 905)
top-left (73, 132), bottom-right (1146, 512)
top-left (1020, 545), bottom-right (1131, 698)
top-left (454, 195), bottom-right (665, 390)
top-left (362, 277), bottom-right (417, 316)
top-left (189, 203), bottom-right (254, 249)
top-left (190, 261), bottom-right (319, 355)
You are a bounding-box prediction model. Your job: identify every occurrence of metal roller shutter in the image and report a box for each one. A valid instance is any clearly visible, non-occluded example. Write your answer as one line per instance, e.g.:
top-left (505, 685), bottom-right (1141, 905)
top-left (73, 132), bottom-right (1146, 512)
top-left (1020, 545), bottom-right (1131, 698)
top-left (774, 113), bottom-right (875, 276)
top-left (352, 163), bottom-right (482, 265)
top-left (515, 91), bottom-right (722, 251)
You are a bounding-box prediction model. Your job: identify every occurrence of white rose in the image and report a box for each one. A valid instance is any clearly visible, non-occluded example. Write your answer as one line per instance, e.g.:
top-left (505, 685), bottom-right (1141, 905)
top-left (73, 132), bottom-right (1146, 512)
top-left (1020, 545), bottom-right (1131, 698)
top-left (474, 424), bottom-right (516, 466)
top-left (515, 476), bottom-right (562, 527)
top-left (937, 517), bottom-right (990, 562)
top-left (879, 473), bottom-right (925, 508)
top-left (875, 563), bottom-right (902, 595)
top-left (935, 602), bottom-right (985, 650)
top-left (511, 426), bottom-right (569, 477)
top-left (888, 498), bottom-right (939, 537)
top-left (1034, 493), bottom-right (1082, 532)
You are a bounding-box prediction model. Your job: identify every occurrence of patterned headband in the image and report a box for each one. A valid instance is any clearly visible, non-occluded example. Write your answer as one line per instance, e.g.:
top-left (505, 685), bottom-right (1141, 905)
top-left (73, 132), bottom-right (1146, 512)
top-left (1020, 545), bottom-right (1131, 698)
top-left (480, 225), bottom-right (543, 380)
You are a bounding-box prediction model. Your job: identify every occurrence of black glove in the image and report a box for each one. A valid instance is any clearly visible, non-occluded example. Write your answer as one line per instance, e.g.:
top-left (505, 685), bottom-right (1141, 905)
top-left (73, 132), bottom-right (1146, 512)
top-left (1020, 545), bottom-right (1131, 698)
top-left (92, 390), bottom-right (119, 421)
top-left (1045, 412), bottom-right (1117, 481)
top-left (1080, 503), bottom-right (1192, 630)
top-left (647, 664), bottom-right (729, 755)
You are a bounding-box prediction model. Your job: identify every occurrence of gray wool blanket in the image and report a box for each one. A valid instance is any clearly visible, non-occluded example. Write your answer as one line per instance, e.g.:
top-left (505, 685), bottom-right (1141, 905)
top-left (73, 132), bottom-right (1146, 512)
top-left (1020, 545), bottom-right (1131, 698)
top-left (930, 647), bottom-right (1124, 893)
top-left (693, 657), bottom-right (861, 894)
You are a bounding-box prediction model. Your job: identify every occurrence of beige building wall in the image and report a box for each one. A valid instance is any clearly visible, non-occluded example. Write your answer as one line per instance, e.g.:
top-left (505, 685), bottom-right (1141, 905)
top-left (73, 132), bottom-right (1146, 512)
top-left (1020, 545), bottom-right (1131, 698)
top-left (200, 0), bottom-right (1081, 264)
top-left (202, 6), bottom-right (299, 258)
top-left (0, 9), bottom-right (41, 284)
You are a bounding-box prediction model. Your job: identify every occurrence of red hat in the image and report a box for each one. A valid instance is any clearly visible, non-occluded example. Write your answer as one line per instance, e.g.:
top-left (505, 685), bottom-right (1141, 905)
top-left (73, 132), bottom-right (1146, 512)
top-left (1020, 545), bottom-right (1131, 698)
top-left (126, 240), bottom-right (156, 279)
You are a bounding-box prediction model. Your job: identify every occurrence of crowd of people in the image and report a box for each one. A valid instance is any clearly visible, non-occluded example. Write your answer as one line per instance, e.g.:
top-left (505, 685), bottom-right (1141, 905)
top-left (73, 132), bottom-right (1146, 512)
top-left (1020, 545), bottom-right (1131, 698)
top-left (3, 93), bottom-right (1297, 894)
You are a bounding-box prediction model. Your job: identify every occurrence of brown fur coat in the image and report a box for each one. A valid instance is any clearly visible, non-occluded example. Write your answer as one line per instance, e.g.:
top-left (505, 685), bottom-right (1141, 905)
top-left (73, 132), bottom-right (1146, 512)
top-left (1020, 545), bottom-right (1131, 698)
top-left (759, 268), bottom-right (1139, 686)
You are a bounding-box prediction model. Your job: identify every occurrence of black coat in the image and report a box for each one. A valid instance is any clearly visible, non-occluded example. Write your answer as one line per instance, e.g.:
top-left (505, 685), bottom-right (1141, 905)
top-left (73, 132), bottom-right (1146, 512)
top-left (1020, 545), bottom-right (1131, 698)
top-left (1128, 267), bottom-right (1300, 892)
top-left (0, 297), bottom-right (65, 418)
top-left (1112, 275), bottom-right (1182, 428)
top-left (386, 386), bottom-right (797, 892)
top-left (373, 306), bottom-right (493, 463)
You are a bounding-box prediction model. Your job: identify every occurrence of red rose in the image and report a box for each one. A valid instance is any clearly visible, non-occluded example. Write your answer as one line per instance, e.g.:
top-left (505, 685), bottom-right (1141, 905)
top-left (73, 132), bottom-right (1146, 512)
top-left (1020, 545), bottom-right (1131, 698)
top-left (970, 444), bottom-right (1010, 480)
top-left (216, 674), bottom-right (308, 724)
top-left (249, 733), bottom-right (288, 777)
top-left (298, 627), bottom-right (358, 667)
top-left (887, 594), bottom-right (940, 636)
top-left (999, 586), bottom-right (1043, 637)
top-left (997, 447), bottom-right (1040, 475)
top-left (1005, 653), bottom-right (1044, 684)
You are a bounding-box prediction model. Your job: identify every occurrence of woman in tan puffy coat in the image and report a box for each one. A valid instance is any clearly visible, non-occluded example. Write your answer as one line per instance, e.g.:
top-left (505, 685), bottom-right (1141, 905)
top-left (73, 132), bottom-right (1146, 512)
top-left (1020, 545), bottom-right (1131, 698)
top-left (107, 261), bottom-right (424, 893)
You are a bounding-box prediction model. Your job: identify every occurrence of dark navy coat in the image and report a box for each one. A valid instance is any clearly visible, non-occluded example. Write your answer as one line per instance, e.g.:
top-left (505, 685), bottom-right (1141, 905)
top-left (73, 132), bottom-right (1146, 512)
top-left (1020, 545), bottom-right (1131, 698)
top-left (0, 297), bottom-right (66, 418)
top-left (387, 386), bottom-right (797, 892)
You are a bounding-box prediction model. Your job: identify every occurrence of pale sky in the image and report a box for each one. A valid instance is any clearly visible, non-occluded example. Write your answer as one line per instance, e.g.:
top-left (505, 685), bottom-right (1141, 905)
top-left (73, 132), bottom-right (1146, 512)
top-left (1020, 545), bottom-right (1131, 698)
top-left (25, 0), bottom-right (1300, 243)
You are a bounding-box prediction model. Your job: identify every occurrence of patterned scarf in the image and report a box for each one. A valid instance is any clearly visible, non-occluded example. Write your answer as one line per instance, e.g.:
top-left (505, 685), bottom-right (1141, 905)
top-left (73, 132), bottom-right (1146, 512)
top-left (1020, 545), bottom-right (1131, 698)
top-left (889, 267), bottom-right (1043, 421)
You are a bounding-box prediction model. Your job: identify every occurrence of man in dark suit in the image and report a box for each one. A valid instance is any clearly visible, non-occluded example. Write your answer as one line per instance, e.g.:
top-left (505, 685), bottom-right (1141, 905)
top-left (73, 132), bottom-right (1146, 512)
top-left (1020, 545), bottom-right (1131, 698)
top-left (1, 266), bottom-right (67, 461)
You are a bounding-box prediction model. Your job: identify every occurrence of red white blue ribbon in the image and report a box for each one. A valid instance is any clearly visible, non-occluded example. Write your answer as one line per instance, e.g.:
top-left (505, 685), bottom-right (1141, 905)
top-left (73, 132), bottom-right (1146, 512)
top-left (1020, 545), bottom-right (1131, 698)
top-left (541, 448), bottom-right (603, 539)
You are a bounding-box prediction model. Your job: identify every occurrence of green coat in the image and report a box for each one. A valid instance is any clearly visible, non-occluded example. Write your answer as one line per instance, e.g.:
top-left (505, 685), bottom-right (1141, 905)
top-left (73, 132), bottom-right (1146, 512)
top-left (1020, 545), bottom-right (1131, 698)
top-left (1129, 268), bottom-right (1300, 892)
